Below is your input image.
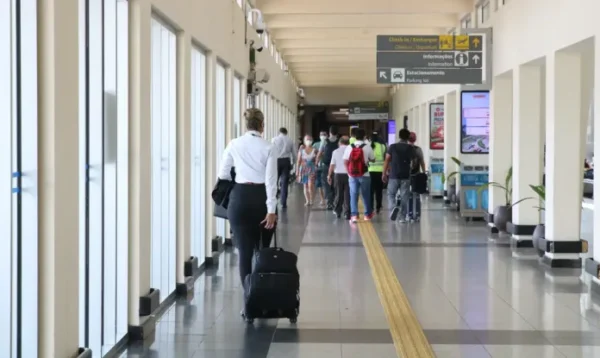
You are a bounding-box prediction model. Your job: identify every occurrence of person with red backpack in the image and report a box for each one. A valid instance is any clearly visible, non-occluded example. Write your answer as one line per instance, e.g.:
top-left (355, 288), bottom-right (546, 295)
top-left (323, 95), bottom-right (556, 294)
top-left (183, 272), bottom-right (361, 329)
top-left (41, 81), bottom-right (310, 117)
top-left (343, 128), bottom-right (375, 223)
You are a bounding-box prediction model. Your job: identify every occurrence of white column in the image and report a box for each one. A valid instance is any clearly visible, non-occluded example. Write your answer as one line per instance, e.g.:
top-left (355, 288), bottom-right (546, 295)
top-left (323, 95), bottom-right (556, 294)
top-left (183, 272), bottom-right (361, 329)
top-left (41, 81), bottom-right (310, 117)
top-left (421, 102), bottom-right (430, 165)
top-left (205, 52), bottom-right (217, 255)
top-left (545, 50), bottom-right (584, 262)
top-left (128, 0), bottom-right (151, 325)
top-left (38, 0), bottom-right (80, 355)
top-left (443, 92), bottom-right (458, 194)
top-left (176, 32), bottom-right (191, 283)
top-left (512, 65), bottom-right (543, 233)
top-left (594, 36), bottom-right (600, 266)
top-left (489, 75), bottom-right (513, 213)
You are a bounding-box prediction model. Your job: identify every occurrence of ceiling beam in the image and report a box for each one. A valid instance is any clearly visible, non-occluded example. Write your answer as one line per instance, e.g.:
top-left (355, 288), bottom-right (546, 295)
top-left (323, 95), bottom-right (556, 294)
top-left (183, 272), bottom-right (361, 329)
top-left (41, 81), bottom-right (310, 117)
top-left (256, 0), bottom-right (472, 15)
top-left (282, 48), bottom-right (376, 57)
top-left (265, 14), bottom-right (458, 29)
top-left (290, 62), bottom-right (375, 69)
top-left (277, 39), bottom-right (375, 49)
top-left (270, 28), bottom-right (445, 40)
top-left (287, 54), bottom-right (375, 63)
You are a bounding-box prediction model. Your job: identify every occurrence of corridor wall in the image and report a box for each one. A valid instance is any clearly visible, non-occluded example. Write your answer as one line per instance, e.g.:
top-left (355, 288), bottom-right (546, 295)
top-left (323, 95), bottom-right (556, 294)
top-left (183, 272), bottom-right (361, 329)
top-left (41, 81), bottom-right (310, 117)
top-left (28, 0), bottom-right (298, 357)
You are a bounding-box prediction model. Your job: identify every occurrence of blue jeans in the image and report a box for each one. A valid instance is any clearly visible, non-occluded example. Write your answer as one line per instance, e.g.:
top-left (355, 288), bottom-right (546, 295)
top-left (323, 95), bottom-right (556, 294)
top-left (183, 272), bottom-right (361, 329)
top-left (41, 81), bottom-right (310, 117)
top-left (349, 176), bottom-right (372, 216)
top-left (387, 179), bottom-right (410, 218)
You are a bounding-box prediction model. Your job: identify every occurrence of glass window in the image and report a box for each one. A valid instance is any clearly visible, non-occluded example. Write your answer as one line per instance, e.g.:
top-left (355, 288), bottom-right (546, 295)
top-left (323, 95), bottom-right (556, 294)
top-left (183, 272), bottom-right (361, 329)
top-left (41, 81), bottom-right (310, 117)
top-left (215, 63), bottom-right (227, 241)
top-left (481, 1), bottom-right (490, 22)
top-left (247, 4), bottom-right (254, 25)
top-left (263, 33), bottom-right (269, 49)
top-left (234, 76), bottom-right (242, 137)
top-left (150, 17), bottom-right (177, 305)
top-left (1, 0), bottom-right (38, 356)
top-left (79, 0), bottom-right (129, 354)
top-left (191, 47), bottom-right (207, 266)
top-left (236, 0), bottom-right (242, 7)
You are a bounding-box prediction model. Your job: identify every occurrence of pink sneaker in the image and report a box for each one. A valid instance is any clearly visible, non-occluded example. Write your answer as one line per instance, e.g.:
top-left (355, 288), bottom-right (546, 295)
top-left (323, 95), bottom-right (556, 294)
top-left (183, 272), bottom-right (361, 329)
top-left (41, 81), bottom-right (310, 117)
top-left (350, 216), bottom-right (358, 223)
top-left (364, 213), bottom-right (375, 221)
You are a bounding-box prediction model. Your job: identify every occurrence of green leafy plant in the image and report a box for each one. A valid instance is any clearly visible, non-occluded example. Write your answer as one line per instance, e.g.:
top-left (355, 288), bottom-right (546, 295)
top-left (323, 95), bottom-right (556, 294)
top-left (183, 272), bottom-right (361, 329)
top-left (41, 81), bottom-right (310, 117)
top-left (478, 166), bottom-right (533, 207)
top-left (441, 157), bottom-right (462, 185)
top-left (529, 184), bottom-right (545, 211)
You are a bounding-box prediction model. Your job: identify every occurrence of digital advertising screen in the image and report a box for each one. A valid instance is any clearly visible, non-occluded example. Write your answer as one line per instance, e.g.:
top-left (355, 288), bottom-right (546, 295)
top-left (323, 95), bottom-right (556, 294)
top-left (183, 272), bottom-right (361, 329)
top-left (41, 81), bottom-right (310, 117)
top-left (461, 91), bottom-right (490, 154)
top-left (387, 120), bottom-right (396, 145)
top-left (429, 103), bottom-right (444, 150)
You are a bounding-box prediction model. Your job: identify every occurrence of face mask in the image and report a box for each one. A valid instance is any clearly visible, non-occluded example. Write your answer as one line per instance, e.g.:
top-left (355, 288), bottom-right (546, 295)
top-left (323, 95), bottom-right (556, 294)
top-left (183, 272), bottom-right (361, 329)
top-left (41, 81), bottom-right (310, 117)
top-left (304, 140), bottom-right (313, 146)
top-left (320, 135), bottom-right (327, 141)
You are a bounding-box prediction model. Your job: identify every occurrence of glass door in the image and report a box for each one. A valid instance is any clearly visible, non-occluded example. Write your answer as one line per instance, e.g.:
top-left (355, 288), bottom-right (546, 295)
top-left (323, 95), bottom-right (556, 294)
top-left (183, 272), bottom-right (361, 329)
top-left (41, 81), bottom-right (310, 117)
top-left (215, 63), bottom-right (227, 241)
top-left (150, 17), bottom-right (177, 304)
top-left (191, 46), bottom-right (207, 265)
top-left (78, 0), bottom-right (129, 354)
top-left (1, 1), bottom-right (38, 357)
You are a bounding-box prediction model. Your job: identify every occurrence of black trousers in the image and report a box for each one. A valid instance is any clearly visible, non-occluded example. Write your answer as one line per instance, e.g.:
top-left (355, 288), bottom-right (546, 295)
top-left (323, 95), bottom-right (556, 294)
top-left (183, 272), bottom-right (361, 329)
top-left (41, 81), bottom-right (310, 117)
top-left (370, 171), bottom-right (384, 211)
top-left (277, 158), bottom-right (292, 206)
top-left (227, 184), bottom-right (274, 289)
top-left (334, 173), bottom-right (350, 217)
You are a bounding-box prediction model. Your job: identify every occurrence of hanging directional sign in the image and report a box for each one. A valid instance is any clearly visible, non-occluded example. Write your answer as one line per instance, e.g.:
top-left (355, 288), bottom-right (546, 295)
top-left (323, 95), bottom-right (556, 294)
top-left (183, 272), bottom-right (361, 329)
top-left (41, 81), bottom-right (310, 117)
top-left (348, 101), bottom-right (389, 120)
top-left (376, 35), bottom-right (485, 85)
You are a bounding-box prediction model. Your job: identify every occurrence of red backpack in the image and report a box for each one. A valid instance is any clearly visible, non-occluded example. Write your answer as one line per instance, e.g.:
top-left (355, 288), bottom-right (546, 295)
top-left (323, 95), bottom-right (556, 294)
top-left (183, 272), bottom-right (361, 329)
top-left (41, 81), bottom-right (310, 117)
top-left (347, 144), bottom-right (367, 177)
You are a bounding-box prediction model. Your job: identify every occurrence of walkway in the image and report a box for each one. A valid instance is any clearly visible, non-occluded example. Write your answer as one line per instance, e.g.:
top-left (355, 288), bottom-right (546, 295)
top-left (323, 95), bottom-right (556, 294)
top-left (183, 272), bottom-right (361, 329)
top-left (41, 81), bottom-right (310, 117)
top-left (120, 188), bottom-right (600, 358)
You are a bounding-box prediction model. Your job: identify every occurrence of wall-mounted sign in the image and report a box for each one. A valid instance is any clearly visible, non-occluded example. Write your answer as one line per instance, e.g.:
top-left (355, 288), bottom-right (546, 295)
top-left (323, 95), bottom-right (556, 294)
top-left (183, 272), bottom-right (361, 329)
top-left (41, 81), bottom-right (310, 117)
top-left (460, 91), bottom-right (490, 154)
top-left (376, 35), bottom-right (484, 85)
top-left (387, 120), bottom-right (396, 145)
top-left (429, 103), bottom-right (444, 150)
top-left (348, 101), bottom-right (389, 120)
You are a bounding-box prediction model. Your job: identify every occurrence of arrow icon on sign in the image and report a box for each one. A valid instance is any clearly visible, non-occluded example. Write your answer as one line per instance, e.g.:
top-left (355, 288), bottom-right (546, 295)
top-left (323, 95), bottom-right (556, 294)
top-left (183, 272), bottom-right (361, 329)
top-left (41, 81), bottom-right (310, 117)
top-left (379, 71), bottom-right (387, 79)
top-left (472, 38), bottom-right (480, 48)
top-left (472, 54), bottom-right (480, 64)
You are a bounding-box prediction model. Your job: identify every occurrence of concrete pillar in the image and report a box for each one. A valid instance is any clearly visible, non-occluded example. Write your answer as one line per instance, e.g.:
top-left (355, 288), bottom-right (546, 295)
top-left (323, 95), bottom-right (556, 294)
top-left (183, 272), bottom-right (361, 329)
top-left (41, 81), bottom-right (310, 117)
top-left (443, 92), bottom-right (458, 196)
top-left (176, 32), bottom-right (191, 284)
top-left (545, 50), bottom-right (584, 266)
top-left (38, 0), bottom-right (80, 355)
top-left (512, 65), bottom-right (543, 241)
top-left (128, 0), bottom-right (151, 326)
top-left (488, 75), bottom-right (513, 215)
top-left (205, 52), bottom-right (217, 255)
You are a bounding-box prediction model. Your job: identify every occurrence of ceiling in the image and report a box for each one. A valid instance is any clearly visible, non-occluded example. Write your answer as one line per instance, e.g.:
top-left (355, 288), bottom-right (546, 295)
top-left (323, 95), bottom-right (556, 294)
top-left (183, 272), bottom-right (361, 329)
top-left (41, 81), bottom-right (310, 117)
top-left (255, 0), bottom-right (471, 89)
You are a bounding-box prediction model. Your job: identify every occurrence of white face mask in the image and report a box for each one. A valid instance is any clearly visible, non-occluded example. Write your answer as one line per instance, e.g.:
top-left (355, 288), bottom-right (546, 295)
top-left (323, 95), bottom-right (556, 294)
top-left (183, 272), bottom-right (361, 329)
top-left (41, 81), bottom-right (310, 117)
top-left (320, 135), bottom-right (327, 141)
top-left (304, 139), bottom-right (313, 146)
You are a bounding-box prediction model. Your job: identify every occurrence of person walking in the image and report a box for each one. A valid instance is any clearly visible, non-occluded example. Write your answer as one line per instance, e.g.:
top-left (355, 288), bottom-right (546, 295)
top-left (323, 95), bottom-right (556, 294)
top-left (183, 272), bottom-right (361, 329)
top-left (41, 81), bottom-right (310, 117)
top-left (271, 127), bottom-right (295, 209)
top-left (296, 135), bottom-right (317, 206)
top-left (383, 128), bottom-right (415, 223)
top-left (217, 108), bottom-right (277, 310)
top-left (317, 125), bottom-right (340, 209)
top-left (313, 131), bottom-right (328, 205)
top-left (344, 128), bottom-right (375, 223)
top-left (328, 136), bottom-right (350, 219)
top-left (368, 132), bottom-right (386, 214)
top-left (408, 131), bottom-right (426, 221)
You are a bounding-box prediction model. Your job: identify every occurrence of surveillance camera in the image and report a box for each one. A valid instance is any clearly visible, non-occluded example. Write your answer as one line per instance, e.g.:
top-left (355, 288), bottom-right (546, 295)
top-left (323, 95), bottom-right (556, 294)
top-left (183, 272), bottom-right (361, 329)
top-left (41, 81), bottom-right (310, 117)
top-left (250, 40), bottom-right (263, 52)
top-left (249, 9), bottom-right (266, 34)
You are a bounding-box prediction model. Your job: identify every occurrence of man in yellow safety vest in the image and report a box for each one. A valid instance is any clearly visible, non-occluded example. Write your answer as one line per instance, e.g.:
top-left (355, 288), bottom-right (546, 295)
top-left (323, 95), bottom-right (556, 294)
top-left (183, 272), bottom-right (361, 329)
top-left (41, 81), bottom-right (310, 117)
top-left (368, 132), bottom-right (387, 214)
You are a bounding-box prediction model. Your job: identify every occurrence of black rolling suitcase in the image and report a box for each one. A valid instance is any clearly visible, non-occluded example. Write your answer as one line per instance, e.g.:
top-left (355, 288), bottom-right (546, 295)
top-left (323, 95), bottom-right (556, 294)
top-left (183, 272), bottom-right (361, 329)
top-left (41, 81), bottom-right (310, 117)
top-left (243, 234), bottom-right (300, 324)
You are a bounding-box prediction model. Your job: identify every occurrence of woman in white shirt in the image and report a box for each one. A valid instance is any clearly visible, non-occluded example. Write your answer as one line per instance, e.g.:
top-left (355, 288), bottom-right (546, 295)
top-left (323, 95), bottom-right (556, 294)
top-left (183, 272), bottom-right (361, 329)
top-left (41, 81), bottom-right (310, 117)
top-left (218, 108), bottom-right (277, 302)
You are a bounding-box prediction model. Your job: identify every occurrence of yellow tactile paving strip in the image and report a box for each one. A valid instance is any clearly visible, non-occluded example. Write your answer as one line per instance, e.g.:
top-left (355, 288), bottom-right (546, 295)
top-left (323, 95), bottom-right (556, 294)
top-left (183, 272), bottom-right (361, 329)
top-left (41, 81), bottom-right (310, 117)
top-left (356, 201), bottom-right (435, 357)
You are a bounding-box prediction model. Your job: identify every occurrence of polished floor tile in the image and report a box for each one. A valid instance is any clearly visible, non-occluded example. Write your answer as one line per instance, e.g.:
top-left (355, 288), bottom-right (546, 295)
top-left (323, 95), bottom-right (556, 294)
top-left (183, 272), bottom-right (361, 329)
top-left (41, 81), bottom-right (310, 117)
top-left (116, 190), bottom-right (600, 358)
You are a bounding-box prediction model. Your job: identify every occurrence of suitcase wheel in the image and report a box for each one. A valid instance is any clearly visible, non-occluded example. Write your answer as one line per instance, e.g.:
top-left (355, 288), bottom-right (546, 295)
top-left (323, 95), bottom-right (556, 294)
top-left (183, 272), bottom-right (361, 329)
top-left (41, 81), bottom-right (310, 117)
top-left (289, 317), bottom-right (297, 324)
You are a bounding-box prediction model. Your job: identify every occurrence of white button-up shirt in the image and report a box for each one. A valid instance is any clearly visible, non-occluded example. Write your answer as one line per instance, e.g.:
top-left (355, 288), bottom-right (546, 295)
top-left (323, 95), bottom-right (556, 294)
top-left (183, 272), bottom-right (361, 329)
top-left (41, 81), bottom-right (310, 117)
top-left (330, 145), bottom-right (348, 174)
top-left (218, 131), bottom-right (278, 214)
top-left (271, 133), bottom-right (295, 162)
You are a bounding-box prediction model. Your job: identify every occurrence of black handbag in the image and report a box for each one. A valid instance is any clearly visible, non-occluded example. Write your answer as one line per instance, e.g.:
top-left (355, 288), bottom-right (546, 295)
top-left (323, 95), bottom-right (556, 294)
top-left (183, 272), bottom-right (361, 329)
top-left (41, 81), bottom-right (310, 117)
top-left (212, 168), bottom-right (236, 219)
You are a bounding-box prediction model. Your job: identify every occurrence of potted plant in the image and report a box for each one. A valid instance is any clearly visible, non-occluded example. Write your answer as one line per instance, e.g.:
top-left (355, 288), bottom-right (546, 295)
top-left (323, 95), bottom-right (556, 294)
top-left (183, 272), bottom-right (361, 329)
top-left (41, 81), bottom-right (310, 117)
top-left (441, 157), bottom-right (462, 204)
top-left (529, 184), bottom-right (545, 257)
top-left (478, 167), bottom-right (532, 232)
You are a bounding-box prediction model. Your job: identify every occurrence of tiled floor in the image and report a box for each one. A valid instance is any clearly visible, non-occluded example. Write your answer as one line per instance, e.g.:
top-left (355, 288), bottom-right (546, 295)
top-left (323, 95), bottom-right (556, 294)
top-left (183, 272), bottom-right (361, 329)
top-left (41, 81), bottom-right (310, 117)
top-left (119, 187), bottom-right (600, 358)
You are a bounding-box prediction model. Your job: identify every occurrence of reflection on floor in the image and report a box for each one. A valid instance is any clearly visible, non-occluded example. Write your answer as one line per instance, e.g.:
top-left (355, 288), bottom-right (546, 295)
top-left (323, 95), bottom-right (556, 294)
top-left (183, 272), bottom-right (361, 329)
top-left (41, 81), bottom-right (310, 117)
top-left (118, 187), bottom-right (600, 358)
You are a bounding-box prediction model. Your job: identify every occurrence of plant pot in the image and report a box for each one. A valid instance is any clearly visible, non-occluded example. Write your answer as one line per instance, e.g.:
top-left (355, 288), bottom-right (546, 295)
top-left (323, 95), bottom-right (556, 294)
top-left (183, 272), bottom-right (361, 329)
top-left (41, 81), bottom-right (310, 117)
top-left (493, 205), bottom-right (512, 232)
top-left (532, 223), bottom-right (545, 257)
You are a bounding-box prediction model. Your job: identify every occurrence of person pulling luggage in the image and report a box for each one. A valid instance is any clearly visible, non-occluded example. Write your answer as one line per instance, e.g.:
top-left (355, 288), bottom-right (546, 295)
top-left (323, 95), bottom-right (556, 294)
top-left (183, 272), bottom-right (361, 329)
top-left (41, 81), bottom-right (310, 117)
top-left (216, 108), bottom-right (277, 317)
